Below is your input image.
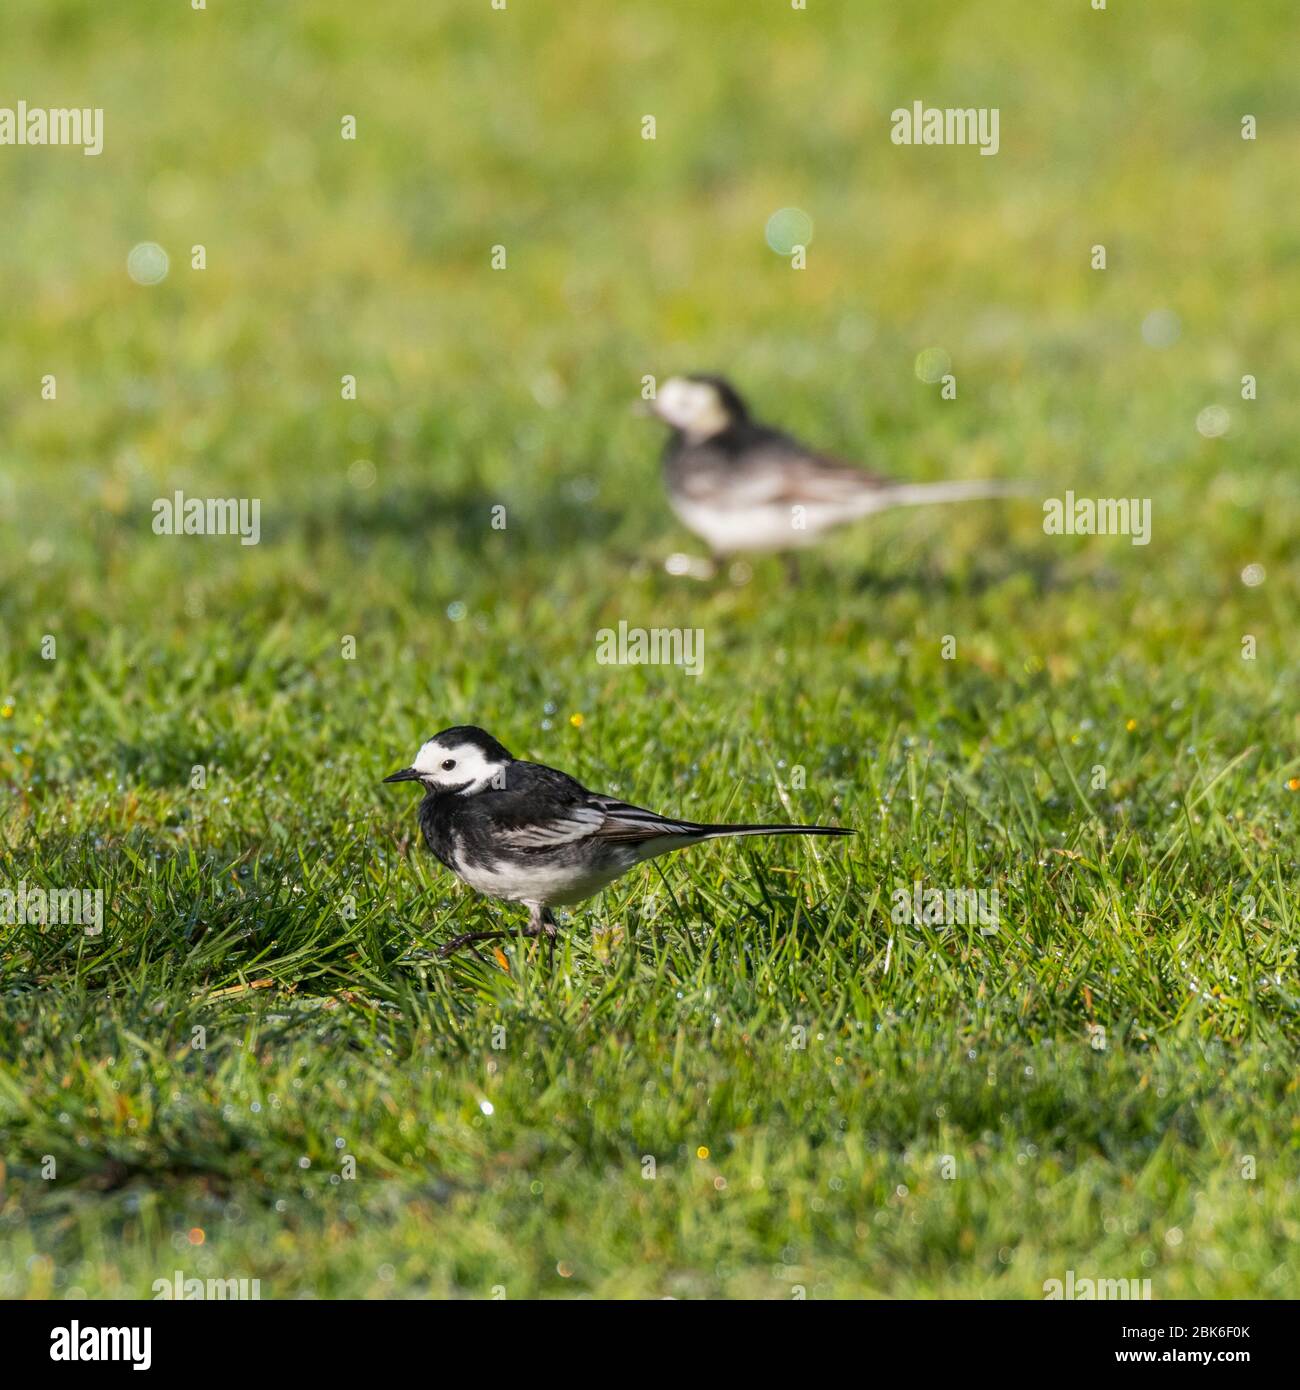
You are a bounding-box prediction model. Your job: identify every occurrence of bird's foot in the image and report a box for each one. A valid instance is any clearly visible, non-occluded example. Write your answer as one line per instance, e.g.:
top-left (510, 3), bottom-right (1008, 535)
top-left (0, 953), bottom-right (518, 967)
top-left (441, 912), bottom-right (558, 962)
top-left (437, 929), bottom-right (509, 959)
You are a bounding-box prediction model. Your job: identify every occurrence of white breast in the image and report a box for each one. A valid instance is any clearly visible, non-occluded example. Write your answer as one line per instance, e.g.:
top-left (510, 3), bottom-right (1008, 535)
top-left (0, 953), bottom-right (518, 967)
top-left (670, 495), bottom-right (882, 554)
top-left (452, 836), bottom-right (636, 906)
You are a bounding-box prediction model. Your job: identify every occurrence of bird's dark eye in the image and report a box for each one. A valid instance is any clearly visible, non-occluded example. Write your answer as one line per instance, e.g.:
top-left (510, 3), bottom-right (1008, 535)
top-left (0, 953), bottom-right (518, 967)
top-left (441, 759), bottom-right (457, 771)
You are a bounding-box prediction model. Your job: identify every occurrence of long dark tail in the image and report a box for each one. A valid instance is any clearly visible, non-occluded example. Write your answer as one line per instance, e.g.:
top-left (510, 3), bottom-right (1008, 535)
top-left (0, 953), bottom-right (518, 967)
top-left (874, 479), bottom-right (1036, 509)
top-left (629, 818), bottom-right (852, 864)
top-left (694, 822), bottom-right (853, 840)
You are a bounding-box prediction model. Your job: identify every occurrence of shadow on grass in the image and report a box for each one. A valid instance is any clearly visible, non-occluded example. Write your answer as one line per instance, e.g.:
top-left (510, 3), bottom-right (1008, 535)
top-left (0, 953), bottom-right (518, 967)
top-left (294, 482), bottom-right (625, 557)
top-left (847, 543), bottom-right (1074, 599)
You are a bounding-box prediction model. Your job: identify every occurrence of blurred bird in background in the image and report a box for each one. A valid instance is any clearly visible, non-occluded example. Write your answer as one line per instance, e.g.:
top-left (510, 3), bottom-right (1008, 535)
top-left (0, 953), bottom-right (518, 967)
top-left (644, 374), bottom-right (1030, 578)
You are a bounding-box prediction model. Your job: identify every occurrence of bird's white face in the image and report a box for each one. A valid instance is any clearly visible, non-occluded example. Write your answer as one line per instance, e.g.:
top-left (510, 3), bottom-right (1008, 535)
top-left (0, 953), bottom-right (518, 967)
top-left (653, 377), bottom-right (730, 440)
top-left (410, 737), bottom-right (507, 793)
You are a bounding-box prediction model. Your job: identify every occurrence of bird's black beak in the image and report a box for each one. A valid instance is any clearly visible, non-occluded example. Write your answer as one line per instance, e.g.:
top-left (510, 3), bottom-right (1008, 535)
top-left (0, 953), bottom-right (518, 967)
top-left (382, 767), bottom-right (421, 784)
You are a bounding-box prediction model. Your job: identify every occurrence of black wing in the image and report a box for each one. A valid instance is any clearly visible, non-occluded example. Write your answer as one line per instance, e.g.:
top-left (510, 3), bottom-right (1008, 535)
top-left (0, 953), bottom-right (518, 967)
top-left (482, 762), bottom-right (706, 850)
top-left (671, 425), bottom-right (892, 509)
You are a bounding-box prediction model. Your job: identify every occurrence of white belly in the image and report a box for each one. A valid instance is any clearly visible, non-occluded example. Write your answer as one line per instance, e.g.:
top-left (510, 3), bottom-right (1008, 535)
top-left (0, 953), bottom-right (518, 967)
top-left (671, 496), bottom-right (879, 554)
top-left (455, 847), bottom-right (636, 907)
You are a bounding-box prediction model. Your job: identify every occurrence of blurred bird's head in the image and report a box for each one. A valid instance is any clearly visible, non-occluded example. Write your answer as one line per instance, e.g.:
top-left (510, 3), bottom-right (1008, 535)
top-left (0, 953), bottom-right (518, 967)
top-left (648, 375), bottom-right (748, 443)
top-left (383, 726), bottom-right (512, 796)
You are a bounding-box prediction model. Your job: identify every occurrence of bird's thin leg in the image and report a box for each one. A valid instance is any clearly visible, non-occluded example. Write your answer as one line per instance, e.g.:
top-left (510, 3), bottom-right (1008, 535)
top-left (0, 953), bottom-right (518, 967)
top-left (782, 552), bottom-right (802, 585)
top-left (523, 905), bottom-right (559, 963)
top-left (437, 928), bottom-right (510, 959)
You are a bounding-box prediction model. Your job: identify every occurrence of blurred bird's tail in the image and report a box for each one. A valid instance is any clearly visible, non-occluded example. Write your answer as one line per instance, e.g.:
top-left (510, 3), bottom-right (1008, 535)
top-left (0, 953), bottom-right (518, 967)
top-left (873, 479), bottom-right (1036, 510)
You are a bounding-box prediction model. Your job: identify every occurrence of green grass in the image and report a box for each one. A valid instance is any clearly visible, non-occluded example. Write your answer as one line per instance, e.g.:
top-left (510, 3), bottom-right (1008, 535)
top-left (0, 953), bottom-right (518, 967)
top-left (1, 0), bottom-right (1298, 1298)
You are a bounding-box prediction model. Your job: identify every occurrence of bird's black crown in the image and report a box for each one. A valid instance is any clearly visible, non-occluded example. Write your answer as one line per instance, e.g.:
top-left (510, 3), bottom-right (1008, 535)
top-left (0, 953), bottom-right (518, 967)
top-left (687, 373), bottom-right (750, 423)
top-left (430, 725), bottom-right (513, 762)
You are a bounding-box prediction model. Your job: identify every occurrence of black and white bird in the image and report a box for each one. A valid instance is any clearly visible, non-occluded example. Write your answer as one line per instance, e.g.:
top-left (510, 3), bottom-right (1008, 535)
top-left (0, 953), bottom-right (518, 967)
top-left (383, 725), bottom-right (851, 958)
top-left (646, 374), bottom-right (1026, 564)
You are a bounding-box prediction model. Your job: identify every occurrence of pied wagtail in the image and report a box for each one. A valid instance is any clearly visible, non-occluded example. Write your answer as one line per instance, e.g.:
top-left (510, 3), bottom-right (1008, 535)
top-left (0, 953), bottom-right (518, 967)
top-left (383, 725), bottom-right (851, 958)
top-left (646, 374), bottom-right (1027, 564)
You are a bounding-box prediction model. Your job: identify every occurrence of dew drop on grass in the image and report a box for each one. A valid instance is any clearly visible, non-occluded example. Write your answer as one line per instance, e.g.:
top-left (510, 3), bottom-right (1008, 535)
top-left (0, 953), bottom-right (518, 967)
top-left (914, 347), bottom-right (951, 383)
top-left (1141, 309), bottom-right (1180, 348)
top-left (765, 207), bottom-right (813, 256)
top-left (127, 241), bottom-right (169, 285)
